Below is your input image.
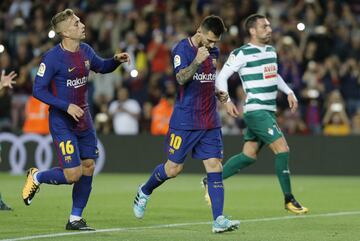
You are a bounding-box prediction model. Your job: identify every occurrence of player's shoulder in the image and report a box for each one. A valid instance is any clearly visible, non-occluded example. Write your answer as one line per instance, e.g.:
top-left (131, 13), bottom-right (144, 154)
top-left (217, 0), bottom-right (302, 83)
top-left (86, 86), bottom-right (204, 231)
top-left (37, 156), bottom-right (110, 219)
top-left (264, 45), bottom-right (276, 53)
top-left (79, 42), bottom-right (93, 51)
top-left (173, 38), bottom-right (190, 53)
top-left (233, 44), bottom-right (263, 56)
top-left (41, 44), bottom-right (61, 62)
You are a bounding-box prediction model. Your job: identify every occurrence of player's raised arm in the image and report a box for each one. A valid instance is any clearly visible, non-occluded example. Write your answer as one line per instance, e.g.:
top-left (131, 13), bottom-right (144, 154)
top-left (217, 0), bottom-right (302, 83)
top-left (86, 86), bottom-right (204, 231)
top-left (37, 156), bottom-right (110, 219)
top-left (176, 46), bottom-right (209, 85)
top-left (87, 44), bottom-right (130, 74)
top-left (33, 59), bottom-right (70, 112)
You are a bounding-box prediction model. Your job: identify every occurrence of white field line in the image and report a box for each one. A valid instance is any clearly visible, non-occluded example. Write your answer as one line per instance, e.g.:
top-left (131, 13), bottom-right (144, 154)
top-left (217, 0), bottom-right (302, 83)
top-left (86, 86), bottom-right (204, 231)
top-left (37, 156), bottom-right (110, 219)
top-left (1, 210), bottom-right (360, 241)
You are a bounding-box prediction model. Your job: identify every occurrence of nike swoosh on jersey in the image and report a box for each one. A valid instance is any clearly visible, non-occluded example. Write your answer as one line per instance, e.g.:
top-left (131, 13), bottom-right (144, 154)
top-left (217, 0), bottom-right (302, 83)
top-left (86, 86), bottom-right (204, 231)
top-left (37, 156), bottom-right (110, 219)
top-left (68, 67), bottom-right (76, 72)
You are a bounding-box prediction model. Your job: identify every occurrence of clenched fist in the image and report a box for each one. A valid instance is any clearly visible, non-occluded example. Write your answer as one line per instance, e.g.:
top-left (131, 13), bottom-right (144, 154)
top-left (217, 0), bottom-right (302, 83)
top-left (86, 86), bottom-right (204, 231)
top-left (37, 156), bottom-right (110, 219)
top-left (195, 47), bottom-right (210, 64)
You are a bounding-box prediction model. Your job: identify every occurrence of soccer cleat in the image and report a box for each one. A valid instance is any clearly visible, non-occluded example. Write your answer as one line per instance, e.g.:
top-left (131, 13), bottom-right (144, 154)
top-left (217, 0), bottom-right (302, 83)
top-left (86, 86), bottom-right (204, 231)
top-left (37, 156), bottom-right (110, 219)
top-left (201, 177), bottom-right (212, 207)
top-left (133, 184), bottom-right (150, 219)
top-left (285, 198), bottom-right (309, 214)
top-left (65, 219), bottom-right (95, 231)
top-left (0, 194), bottom-right (12, 211)
top-left (212, 215), bottom-right (240, 233)
top-left (22, 168), bottom-right (40, 206)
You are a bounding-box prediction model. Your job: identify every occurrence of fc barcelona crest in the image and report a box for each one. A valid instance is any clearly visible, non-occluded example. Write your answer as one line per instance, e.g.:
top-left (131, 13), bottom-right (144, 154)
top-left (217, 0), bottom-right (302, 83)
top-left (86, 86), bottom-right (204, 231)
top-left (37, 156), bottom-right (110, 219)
top-left (84, 60), bottom-right (90, 70)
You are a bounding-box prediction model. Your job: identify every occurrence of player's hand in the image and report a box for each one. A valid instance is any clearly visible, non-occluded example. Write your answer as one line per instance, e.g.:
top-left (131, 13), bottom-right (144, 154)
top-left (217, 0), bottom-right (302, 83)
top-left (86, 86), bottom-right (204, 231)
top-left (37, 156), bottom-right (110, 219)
top-left (224, 101), bottom-right (239, 118)
top-left (0, 70), bottom-right (17, 89)
top-left (288, 93), bottom-right (298, 113)
top-left (114, 52), bottom-right (131, 64)
top-left (195, 46), bottom-right (210, 64)
top-left (216, 91), bottom-right (229, 104)
top-left (67, 104), bottom-right (84, 122)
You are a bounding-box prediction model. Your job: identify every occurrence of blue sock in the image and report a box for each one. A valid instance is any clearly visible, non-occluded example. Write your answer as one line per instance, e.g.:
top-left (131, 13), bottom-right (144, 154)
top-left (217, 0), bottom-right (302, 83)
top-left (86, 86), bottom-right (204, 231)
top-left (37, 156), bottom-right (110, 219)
top-left (71, 175), bottom-right (93, 217)
top-left (207, 172), bottom-right (224, 220)
top-left (37, 167), bottom-right (69, 185)
top-left (142, 163), bottom-right (169, 195)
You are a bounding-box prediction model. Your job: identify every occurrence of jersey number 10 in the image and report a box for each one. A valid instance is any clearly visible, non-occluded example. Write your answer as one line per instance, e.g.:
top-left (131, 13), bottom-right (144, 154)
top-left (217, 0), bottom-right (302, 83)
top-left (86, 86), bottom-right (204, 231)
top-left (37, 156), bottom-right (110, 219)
top-left (169, 134), bottom-right (182, 150)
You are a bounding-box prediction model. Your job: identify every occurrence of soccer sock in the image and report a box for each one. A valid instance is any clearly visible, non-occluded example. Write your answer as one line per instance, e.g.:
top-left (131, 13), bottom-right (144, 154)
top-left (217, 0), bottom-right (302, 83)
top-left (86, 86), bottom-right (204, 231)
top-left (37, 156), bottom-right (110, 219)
top-left (222, 153), bottom-right (256, 180)
top-left (141, 163), bottom-right (169, 195)
top-left (207, 172), bottom-right (224, 220)
top-left (71, 175), bottom-right (93, 218)
top-left (36, 167), bottom-right (69, 185)
top-left (275, 152), bottom-right (292, 196)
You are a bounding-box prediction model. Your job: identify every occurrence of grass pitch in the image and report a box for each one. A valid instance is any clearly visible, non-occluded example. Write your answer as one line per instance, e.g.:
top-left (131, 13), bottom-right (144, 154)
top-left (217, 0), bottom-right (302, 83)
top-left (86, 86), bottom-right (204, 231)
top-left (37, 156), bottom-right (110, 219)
top-left (0, 173), bottom-right (359, 241)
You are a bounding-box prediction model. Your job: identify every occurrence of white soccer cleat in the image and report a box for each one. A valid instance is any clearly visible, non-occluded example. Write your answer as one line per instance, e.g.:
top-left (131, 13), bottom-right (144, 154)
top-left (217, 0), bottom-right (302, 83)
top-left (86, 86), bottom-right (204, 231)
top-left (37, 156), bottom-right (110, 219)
top-left (133, 184), bottom-right (150, 219)
top-left (212, 215), bottom-right (240, 233)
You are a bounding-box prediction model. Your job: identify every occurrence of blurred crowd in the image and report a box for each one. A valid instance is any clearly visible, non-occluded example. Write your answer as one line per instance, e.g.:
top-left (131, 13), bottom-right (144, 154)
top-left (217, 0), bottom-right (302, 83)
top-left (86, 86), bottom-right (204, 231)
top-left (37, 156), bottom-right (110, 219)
top-left (0, 0), bottom-right (360, 136)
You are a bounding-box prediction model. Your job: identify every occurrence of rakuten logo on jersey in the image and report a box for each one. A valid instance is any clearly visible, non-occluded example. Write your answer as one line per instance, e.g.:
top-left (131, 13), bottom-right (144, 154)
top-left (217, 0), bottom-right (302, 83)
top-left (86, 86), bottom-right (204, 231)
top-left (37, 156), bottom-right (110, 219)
top-left (193, 73), bottom-right (216, 83)
top-left (67, 76), bottom-right (88, 88)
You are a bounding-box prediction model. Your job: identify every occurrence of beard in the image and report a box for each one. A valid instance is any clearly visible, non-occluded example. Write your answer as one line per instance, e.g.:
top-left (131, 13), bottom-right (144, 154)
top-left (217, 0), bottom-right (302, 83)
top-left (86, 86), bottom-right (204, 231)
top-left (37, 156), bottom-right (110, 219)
top-left (259, 35), bottom-right (272, 44)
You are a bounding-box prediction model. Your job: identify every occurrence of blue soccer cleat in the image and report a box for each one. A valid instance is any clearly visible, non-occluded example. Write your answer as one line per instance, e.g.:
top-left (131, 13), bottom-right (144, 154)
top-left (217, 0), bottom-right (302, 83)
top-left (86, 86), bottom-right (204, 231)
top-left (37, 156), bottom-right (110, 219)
top-left (212, 215), bottom-right (240, 233)
top-left (133, 185), bottom-right (150, 219)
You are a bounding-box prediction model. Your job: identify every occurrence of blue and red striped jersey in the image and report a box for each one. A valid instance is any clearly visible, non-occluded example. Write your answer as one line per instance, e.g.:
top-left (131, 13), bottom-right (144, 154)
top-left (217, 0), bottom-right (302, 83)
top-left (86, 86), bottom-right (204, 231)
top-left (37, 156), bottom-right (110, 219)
top-left (169, 38), bottom-right (221, 130)
top-left (33, 42), bottom-right (120, 131)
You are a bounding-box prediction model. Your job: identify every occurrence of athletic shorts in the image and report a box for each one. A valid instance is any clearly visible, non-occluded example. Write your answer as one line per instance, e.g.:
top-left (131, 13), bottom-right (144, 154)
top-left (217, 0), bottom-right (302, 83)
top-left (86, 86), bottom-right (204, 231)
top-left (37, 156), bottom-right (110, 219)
top-left (50, 125), bottom-right (98, 169)
top-left (165, 127), bottom-right (223, 164)
top-left (243, 110), bottom-right (283, 146)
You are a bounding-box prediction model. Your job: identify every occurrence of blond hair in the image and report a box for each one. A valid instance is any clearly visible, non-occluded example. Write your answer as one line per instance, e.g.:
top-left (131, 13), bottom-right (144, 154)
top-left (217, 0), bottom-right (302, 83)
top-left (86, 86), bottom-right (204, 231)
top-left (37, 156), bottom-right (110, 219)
top-left (51, 9), bottom-right (74, 34)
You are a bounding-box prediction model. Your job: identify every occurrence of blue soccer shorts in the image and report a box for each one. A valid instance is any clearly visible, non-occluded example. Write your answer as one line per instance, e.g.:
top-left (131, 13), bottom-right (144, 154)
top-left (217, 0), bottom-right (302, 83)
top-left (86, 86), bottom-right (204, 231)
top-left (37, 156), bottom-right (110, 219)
top-left (165, 127), bottom-right (223, 164)
top-left (51, 126), bottom-right (99, 169)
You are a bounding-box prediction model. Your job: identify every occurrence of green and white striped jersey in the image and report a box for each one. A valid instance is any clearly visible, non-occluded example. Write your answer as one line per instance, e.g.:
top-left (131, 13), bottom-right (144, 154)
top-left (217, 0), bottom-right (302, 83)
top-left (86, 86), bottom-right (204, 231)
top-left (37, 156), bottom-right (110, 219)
top-left (224, 43), bottom-right (279, 113)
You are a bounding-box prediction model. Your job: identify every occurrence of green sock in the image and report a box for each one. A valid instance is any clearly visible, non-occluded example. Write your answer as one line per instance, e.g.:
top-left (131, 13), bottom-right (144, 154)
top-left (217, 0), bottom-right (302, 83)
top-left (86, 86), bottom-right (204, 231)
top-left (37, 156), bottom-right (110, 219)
top-left (222, 153), bottom-right (256, 180)
top-left (275, 152), bottom-right (292, 195)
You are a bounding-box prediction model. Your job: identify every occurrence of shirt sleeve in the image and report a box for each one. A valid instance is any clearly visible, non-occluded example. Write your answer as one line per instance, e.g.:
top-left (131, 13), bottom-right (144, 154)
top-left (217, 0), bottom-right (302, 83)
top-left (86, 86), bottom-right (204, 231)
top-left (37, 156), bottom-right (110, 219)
top-left (86, 44), bottom-right (120, 73)
top-left (215, 50), bottom-right (245, 94)
top-left (172, 42), bottom-right (190, 74)
top-left (33, 55), bottom-right (69, 112)
top-left (277, 74), bottom-right (294, 95)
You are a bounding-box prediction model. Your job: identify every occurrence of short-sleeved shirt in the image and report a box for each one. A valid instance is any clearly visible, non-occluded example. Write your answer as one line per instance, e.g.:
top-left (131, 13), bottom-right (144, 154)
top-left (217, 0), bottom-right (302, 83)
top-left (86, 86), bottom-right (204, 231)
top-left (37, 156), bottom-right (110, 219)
top-left (169, 38), bottom-right (221, 130)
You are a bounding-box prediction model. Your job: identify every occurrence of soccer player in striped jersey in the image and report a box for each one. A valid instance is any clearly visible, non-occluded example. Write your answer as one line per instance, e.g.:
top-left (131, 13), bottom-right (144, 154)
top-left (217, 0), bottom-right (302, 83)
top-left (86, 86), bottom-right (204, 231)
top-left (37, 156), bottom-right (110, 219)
top-left (205, 14), bottom-right (308, 214)
top-left (133, 15), bottom-right (240, 233)
top-left (21, 9), bottom-right (130, 230)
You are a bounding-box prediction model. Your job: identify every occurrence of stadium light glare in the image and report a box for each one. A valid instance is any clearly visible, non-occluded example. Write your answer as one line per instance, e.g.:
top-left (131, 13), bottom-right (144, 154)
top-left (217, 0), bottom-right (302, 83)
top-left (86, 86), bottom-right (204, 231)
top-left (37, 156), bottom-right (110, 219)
top-left (229, 25), bottom-right (239, 36)
top-left (130, 69), bottom-right (138, 78)
top-left (48, 30), bottom-right (56, 39)
top-left (0, 44), bottom-right (4, 53)
top-left (297, 23), bottom-right (305, 31)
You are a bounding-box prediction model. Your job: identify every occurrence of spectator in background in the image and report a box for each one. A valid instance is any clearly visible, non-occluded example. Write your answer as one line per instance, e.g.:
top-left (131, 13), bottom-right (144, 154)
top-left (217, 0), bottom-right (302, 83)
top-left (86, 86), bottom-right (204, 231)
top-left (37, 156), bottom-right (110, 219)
top-left (22, 95), bottom-right (49, 134)
top-left (323, 90), bottom-right (350, 136)
top-left (150, 92), bottom-right (174, 135)
top-left (339, 57), bottom-right (360, 116)
top-left (109, 86), bottom-right (141, 135)
top-left (139, 101), bottom-right (153, 134)
top-left (351, 109), bottom-right (360, 135)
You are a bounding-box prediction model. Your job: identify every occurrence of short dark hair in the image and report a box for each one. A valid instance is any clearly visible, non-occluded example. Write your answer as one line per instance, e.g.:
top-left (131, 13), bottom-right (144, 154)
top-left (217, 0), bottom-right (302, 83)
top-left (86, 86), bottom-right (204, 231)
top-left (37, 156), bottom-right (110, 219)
top-left (244, 14), bottom-right (266, 35)
top-left (200, 15), bottom-right (227, 37)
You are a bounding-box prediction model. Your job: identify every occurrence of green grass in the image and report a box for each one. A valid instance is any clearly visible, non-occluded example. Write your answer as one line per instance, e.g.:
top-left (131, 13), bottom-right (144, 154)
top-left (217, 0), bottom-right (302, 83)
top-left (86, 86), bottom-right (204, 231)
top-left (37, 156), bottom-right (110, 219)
top-left (0, 173), bottom-right (359, 241)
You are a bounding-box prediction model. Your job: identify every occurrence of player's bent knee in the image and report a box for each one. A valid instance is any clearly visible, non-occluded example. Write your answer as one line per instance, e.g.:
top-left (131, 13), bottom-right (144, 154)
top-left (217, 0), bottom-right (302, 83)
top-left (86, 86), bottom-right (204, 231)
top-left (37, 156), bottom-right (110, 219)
top-left (166, 166), bottom-right (183, 177)
top-left (64, 167), bottom-right (82, 183)
top-left (81, 159), bottom-right (95, 176)
top-left (203, 158), bottom-right (222, 173)
top-left (165, 161), bottom-right (183, 177)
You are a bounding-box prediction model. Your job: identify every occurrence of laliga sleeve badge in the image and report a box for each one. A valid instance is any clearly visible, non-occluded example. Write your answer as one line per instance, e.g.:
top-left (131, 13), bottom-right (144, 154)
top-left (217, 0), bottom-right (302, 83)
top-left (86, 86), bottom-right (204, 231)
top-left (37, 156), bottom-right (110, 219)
top-left (174, 55), bottom-right (181, 68)
top-left (37, 63), bottom-right (46, 77)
